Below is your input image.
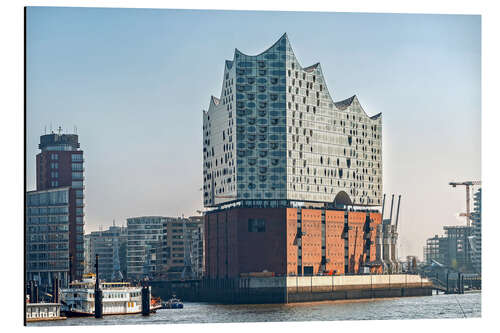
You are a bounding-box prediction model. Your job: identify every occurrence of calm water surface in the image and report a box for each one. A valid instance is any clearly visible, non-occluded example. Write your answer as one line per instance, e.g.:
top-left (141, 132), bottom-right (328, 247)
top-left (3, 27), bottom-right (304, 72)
top-left (29, 292), bottom-right (481, 326)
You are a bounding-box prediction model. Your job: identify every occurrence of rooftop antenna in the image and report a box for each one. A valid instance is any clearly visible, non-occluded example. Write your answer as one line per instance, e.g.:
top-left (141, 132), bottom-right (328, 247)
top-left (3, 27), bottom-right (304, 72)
top-left (44, 126), bottom-right (47, 135)
top-left (57, 126), bottom-right (62, 135)
top-left (113, 219), bottom-right (116, 227)
top-left (50, 123), bottom-right (53, 134)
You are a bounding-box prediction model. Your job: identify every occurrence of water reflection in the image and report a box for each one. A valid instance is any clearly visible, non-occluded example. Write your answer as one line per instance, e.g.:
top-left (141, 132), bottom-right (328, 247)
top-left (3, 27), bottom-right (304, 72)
top-left (29, 292), bottom-right (481, 326)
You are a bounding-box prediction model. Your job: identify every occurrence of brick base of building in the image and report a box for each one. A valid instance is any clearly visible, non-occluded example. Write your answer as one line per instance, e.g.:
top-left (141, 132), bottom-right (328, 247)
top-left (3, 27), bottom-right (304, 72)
top-left (204, 206), bottom-right (382, 279)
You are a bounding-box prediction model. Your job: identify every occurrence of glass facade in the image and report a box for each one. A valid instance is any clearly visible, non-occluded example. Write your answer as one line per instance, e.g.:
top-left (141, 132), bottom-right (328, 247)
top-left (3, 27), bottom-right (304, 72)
top-left (126, 216), bottom-right (166, 280)
top-left (203, 34), bottom-right (382, 208)
top-left (470, 188), bottom-right (481, 273)
top-left (26, 187), bottom-right (70, 288)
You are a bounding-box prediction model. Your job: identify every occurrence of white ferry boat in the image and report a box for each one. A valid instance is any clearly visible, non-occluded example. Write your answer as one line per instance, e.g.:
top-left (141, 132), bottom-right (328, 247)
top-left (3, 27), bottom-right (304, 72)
top-left (60, 274), bottom-right (161, 316)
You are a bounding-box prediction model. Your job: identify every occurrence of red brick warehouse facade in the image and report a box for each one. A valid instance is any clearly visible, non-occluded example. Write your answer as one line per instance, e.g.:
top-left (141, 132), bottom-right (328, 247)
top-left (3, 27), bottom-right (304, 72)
top-left (204, 206), bottom-right (382, 278)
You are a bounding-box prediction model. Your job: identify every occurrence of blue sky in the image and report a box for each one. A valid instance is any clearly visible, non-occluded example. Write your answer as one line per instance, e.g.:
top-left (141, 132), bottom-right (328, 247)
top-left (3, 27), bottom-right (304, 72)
top-left (26, 7), bottom-right (480, 258)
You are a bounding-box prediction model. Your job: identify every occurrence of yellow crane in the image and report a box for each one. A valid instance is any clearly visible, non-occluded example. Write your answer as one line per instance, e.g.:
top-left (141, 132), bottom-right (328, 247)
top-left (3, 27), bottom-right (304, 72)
top-left (449, 181), bottom-right (481, 227)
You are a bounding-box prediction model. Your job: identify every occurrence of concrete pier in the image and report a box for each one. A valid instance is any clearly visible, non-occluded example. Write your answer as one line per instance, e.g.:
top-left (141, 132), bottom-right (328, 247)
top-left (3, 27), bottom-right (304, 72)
top-left (152, 274), bottom-right (433, 304)
top-left (26, 303), bottom-right (66, 322)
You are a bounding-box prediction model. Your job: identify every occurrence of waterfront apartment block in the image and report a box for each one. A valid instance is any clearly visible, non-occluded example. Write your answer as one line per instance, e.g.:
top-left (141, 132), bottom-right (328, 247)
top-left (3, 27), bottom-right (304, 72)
top-left (26, 187), bottom-right (71, 288)
top-left (126, 216), bottom-right (165, 280)
top-left (470, 188), bottom-right (481, 273)
top-left (89, 225), bottom-right (127, 281)
top-left (423, 234), bottom-right (449, 265)
top-left (27, 131), bottom-right (85, 284)
top-left (202, 33), bottom-right (382, 208)
top-left (190, 218), bottom-right (205, 279)
top-left (443, 226), bottom-right (474, 272)
top-left (157, 216), bottom-right (204, 280)
top-left (424, 225), bottom-right (474, 272)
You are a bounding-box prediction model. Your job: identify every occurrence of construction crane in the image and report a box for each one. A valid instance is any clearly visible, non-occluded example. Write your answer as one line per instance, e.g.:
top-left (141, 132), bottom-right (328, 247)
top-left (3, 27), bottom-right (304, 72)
top-left (449, 181), bottom-right (481, 227)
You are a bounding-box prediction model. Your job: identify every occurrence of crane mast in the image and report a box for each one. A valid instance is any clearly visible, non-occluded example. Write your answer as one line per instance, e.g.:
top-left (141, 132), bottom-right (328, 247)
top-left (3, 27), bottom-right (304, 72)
top-left (449, 181), bottom-right (481, 227)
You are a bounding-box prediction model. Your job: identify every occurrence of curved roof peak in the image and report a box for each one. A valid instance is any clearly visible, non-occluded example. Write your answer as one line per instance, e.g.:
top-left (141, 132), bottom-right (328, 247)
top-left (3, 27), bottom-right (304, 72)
top-left (234, 32), bottom-right (289, 58)
top-left (334, 95), bottom-right (382, 121)
top-left (334, 95), bottom-right (357, 110)
top-left (303, 62), bottom-right (320, 73)
top-left (210, 95), bottom-right (220, 106)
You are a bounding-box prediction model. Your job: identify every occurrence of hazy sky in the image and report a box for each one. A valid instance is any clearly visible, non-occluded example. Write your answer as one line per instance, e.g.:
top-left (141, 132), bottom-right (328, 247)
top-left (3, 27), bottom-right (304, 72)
top-left (26, 7), bottom-right (480, 259)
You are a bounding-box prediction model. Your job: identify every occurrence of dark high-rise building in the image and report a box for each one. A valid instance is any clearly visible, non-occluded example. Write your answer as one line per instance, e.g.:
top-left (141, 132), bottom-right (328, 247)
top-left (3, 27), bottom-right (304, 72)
top-left (34, 130), bottom-right (85, 281)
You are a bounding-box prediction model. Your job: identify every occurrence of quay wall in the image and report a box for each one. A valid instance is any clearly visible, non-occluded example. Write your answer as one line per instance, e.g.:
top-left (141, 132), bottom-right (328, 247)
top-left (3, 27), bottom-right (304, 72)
top-left (286, 274), bottom-right (431, 292)
top-left (152, 274), bottom-right (433, 304)
top-left (285, 274), bottom-right (432, 302)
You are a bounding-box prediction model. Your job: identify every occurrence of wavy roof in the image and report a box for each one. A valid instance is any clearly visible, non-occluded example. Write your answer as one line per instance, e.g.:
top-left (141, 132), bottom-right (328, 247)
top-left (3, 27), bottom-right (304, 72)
top-left (303, 63), bottom-right (320, 72)
top-left (234, 32), bottom-right (288, 57)
top-left (206, 33), bottom-right (381, 122)
top-left (334, 95), bottom-right (356, 110)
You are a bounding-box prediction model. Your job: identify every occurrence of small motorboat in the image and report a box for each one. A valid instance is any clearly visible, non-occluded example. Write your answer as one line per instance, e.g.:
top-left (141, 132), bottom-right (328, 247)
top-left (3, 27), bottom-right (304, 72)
top-left (161, 295), bottom-right (184, 309)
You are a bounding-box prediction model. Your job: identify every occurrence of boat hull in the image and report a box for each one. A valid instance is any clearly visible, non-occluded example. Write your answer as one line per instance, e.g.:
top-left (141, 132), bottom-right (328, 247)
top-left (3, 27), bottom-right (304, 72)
top-left (62, 304), bottom-right (162, 317)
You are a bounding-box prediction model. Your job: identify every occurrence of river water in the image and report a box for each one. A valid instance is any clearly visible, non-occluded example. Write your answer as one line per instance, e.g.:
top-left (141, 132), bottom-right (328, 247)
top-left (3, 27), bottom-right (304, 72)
top-left (29, 292), bottom-right (481, 326)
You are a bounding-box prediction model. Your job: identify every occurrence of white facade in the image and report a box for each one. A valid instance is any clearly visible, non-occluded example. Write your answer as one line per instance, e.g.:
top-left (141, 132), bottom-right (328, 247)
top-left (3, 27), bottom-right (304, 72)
top-left (203, 33), bottom-right (382, 207)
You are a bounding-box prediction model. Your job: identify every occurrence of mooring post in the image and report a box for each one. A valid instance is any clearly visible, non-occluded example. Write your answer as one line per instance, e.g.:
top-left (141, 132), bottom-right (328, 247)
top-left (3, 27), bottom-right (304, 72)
top-left (52, 277), bottom-right (59, 303)
top-left (446, 271), bottom-right (449, 294)
top-left (69, 254), bottom-right (73, 286)
top-left (94, 254), bottom-right (103, 318)
top-left (28, 281), bottom-right (33, 303)
top-left (141, 280), bottom-right (150, 316)
top-left (33, 281), bottom-right (39, 303)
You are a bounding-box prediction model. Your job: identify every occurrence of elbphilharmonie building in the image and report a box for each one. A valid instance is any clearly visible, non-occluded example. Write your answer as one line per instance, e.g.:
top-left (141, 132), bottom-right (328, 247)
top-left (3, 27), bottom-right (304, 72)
top-left (203, 33), bottom-right (382, 209)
